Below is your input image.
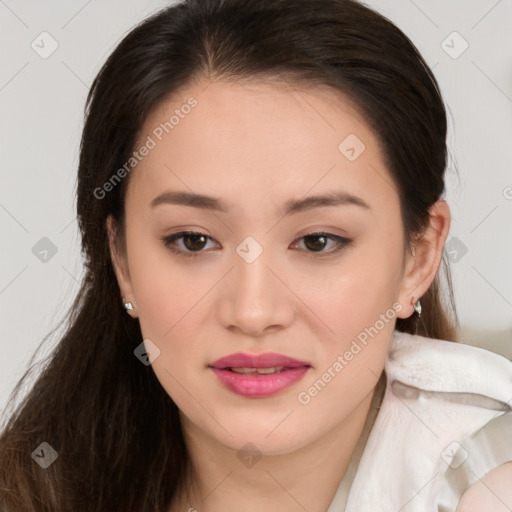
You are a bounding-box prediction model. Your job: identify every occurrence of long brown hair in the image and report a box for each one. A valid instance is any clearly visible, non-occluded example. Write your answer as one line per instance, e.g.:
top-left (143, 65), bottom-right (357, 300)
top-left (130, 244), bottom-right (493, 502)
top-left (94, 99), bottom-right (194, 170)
top-left (0, 0), bottom-right (459, 510)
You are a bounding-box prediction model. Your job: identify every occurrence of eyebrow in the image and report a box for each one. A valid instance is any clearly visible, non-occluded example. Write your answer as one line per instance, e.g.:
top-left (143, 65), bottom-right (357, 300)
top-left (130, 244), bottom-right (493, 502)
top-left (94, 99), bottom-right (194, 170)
top-left (149, 190), bottom-right (370, 215)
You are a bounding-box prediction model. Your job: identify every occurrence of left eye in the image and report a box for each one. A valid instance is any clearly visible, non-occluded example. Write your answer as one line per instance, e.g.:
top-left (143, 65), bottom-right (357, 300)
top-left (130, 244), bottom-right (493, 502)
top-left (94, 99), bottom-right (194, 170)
top-left (292, 232), bottom-right (352, 255)
top-left (161, 231), bottom-right (352, 258)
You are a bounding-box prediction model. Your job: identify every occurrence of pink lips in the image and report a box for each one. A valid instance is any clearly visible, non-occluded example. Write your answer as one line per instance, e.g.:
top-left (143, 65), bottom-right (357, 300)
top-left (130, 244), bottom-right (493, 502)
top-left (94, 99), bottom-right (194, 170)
top-left (208, 352), bottom-right (311, 398)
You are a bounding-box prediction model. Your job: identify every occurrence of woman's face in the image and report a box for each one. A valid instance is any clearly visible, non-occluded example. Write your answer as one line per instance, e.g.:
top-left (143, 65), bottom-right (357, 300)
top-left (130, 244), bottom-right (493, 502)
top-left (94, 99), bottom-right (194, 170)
top-left (109, 79), bottom-right (416, 455)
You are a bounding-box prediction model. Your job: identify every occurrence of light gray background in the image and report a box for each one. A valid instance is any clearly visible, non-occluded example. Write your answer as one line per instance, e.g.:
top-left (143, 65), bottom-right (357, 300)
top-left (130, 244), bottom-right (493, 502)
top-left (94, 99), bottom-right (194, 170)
top-left (1, 0), bottom-right (512, 417)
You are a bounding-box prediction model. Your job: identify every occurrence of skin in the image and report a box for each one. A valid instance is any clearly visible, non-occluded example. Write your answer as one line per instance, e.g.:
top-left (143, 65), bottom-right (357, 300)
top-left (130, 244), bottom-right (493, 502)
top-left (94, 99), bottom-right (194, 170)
top-left (107, 78), bottom-right (451, 511)
top-left (456, 463), bottom-right (512, 512)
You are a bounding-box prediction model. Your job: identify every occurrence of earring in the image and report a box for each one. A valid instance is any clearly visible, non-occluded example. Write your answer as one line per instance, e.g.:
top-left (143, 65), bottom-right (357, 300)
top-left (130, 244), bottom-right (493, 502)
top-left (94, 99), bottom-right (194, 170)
top-left (412, 297), bottom-right (422, 317)
top-left (122, 298), bottom-right (134, 311)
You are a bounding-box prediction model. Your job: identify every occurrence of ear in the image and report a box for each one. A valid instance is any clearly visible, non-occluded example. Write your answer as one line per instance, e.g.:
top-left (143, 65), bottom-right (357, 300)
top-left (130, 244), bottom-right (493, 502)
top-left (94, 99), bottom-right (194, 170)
top-left (396, 199), bottom-right (451, 319)
top-left (106, 215), bottom-right (138, 318)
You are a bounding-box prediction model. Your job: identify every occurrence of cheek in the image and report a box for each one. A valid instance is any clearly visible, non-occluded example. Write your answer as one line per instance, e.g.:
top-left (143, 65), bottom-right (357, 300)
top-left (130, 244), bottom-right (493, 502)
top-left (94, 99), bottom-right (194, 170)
top-left (304, 240), bottom-right (403, 379)
top-left (314, 246), bottom-right (402, 329)
top-left (121, 224), bottom-right (402, 451)
top-left (128, 215), bottom-right (403, 347)
top-left (125, 233), bottom-right (196, 339)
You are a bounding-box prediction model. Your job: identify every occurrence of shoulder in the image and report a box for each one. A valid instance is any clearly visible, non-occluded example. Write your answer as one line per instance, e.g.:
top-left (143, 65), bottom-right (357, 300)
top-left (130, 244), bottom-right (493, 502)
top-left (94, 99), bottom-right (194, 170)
top-left (387, 330), bottom-right (512, 400)
top-left (387, 331), bottom-right (512, 510)
top-left (456, 462), bottom-right (512, 512)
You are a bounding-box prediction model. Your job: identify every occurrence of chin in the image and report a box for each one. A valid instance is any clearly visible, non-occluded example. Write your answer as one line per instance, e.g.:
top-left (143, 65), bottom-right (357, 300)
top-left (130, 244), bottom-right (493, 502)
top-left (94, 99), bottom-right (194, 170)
top-left (215, 424), bottom-right (311, 457)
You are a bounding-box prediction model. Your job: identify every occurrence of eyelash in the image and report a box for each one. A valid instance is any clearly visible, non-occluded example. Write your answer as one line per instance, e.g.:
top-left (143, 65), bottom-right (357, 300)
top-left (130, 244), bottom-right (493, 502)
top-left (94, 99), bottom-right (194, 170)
top-left (161, 230), bottom-right (353, 259)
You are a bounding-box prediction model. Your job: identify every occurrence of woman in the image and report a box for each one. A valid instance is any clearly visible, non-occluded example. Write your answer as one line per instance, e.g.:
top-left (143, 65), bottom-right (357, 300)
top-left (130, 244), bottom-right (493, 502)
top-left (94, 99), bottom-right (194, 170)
top-left (1, 0), bottom-right (511, 510)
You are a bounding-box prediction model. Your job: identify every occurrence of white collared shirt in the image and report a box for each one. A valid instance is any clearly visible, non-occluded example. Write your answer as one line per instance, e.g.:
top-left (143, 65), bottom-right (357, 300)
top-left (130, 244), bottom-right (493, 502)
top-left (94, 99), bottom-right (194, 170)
top-left (327, 330), bottom-right (512, 512)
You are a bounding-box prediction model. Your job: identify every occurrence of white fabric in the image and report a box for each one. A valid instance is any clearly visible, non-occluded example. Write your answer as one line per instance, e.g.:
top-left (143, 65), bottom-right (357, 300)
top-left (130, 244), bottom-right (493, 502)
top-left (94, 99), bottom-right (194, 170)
top-left (327, 330), bottom-right (512, 512)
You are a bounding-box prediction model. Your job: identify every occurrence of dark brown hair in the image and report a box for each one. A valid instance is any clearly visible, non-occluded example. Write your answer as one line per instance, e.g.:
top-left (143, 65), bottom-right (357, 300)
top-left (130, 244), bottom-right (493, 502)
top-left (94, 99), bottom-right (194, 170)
top-left (0, 0), bottom-right (459, 510)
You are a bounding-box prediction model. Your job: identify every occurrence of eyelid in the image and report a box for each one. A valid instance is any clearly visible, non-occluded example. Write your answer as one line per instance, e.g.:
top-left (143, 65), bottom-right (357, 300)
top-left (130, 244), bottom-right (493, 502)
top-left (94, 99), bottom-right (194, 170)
top-left (290, 231), bottom-right (352, 258)
top-left (161, 230), bottom-right (219, 258)
top-left (161, 230), bottom-right (352, 258)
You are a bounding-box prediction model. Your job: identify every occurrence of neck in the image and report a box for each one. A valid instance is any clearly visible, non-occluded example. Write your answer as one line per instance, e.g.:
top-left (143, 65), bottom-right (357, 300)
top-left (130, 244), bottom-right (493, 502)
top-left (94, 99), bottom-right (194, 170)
top-left (170, 382), bottom-right (382, 512)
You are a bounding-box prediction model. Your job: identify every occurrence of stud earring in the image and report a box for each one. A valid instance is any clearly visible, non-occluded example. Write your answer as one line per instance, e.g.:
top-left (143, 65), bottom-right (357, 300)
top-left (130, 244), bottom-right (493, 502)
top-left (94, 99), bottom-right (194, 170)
top-left (122, 298), bottom-right (134, 311)
top-left (412, 297), bottom-right (422, 317)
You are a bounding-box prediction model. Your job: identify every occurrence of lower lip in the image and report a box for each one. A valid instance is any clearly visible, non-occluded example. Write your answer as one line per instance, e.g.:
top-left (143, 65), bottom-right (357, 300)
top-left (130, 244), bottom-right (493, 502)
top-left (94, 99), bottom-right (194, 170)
top-left (209, 366), bottom-right (310, 397)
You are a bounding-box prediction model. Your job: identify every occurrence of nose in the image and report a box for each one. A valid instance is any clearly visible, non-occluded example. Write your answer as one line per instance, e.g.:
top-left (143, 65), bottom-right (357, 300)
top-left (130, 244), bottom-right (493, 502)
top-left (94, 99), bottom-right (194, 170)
top-left (217, 244), bottom-right (295, 337)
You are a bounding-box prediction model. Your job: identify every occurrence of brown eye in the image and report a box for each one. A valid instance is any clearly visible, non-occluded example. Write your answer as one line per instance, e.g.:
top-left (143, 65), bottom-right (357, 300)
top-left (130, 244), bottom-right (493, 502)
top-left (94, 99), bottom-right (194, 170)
top-left (161, 230), bottom-right (352, 259)
top-left (293, 232), bottom-right (353, 256)
top-left (181, 233), bottom-right (208, 251)
top-left (162, 231), bottom-right (217, 258)
top-left (303, 234), bottom-right (329, 252)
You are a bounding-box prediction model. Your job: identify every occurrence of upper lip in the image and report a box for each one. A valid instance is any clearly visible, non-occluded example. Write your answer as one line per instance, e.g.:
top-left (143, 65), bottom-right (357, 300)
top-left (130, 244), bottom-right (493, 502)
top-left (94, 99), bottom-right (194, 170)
top-left (209, 352), bottom-right (311, 369)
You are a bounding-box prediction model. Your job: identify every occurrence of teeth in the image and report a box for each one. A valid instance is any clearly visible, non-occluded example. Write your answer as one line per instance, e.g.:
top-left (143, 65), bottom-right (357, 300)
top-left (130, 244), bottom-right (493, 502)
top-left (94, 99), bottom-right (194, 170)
top-left (230, 366), bottom-right (284, 375)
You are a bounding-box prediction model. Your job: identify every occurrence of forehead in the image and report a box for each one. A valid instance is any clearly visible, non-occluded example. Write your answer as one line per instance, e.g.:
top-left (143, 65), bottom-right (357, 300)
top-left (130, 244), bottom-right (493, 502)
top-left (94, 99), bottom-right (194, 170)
top-left (126, 78), bottom-right (399, 216)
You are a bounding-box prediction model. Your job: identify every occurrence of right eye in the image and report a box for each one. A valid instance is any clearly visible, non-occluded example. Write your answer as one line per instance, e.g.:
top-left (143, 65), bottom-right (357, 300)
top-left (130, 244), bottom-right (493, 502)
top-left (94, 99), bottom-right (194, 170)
top-left (161, 231), bottom-right (219, 258)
